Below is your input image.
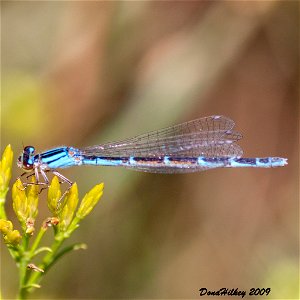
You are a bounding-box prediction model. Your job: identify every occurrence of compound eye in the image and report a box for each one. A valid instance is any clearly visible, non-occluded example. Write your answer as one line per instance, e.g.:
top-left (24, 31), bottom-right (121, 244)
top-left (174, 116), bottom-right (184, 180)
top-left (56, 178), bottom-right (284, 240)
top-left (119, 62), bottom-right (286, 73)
top-left (24, 146), bottom-right (35, 155)
top-left (18, 155), bottom-right (33, 171)
top-left (18, 146), bottom-right (35, 171)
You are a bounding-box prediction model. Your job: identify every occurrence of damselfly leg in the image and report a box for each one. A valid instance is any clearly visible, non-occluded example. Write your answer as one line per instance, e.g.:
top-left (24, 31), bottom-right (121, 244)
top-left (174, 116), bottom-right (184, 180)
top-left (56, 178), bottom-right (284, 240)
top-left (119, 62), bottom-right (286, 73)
top-left (17, 169), bottom-right (73, 208)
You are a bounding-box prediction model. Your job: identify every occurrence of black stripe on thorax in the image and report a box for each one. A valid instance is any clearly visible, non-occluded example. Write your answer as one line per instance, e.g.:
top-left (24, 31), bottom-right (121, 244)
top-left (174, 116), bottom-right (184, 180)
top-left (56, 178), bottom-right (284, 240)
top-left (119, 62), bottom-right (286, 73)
top-left (40, 148), bottom-right (68, 165)
top-left (40, 148), bottom-right (67, 159)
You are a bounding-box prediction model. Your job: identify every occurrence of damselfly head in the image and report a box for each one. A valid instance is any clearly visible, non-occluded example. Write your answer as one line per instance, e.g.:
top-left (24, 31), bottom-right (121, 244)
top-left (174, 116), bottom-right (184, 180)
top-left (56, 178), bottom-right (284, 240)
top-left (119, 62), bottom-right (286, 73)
top-left (17, 146), bottom-right (35, 171)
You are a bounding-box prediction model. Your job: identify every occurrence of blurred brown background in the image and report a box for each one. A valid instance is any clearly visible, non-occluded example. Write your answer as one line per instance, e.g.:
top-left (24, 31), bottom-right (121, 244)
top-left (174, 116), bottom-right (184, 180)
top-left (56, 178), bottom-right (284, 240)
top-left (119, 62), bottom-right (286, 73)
top-left (1, 1), bottom-right (298, 299)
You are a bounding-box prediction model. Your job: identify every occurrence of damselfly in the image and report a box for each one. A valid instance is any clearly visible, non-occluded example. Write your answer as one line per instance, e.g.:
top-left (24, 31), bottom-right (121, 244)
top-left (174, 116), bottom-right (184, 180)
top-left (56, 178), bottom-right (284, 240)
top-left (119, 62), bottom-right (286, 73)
top-left (17, 115), bottom-right (287, 189)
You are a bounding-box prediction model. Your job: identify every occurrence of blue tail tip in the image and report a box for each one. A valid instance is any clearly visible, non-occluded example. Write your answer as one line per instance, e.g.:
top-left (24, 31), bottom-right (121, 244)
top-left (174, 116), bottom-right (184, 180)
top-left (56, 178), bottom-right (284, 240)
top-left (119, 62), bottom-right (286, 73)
top-left (271, 157), bottom-right (288, 167)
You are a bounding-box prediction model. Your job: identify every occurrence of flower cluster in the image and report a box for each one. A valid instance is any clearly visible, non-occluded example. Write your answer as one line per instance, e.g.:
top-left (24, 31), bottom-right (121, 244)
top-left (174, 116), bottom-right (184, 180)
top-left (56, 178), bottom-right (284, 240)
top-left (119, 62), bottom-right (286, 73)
top-left (0, 145), bottom-right (104, 299)
top-left (0, 219), bottom-right (22, 246)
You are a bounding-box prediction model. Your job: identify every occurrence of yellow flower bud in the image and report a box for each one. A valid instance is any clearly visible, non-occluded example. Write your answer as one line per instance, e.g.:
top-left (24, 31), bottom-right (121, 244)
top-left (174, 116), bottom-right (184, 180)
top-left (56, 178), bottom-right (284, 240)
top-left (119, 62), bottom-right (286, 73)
top-left (0, 219), bottom-right (13, 235)
top-left (12, 179), bottom-right (28, 225)
top-left (0, 145), bottom-right (13, 198)
top-left (47, 176), bottom-right (62, 215)
top-left (59, 183), bottom-right (79, 231)
top-left (76, 183), bottom-right (104, 219)
top-left (4, 229), bottom-right (22, 245)
top-left (27, 180), bottom-right (39, 219)
top-left (11, 179), bottom-right (39, 231)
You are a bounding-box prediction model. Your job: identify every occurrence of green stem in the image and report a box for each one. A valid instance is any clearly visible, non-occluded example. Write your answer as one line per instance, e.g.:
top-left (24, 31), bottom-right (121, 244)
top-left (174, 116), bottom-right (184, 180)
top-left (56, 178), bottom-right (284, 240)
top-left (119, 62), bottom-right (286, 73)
top-left (7, 245), bottom-right (20, 261)
top-left (18, 259), bottom-right (29, 299)
top-left (48, 242), bottom-right (86, 270)
top-left (25, 236), bottom-right (65, 291)
top-left (24, 221), bottom-right (82, 293)
top-left (29, 227), bottom-right (47, 258)
top-left (17, 235), bottom-right (30, 299)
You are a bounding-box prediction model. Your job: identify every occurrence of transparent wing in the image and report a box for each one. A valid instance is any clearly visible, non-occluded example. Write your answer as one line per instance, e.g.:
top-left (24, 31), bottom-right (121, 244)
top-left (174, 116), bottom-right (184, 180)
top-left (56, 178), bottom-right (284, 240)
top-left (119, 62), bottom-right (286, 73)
top-left (80, 115), bottom-right (243, 158)
top-left (107, 115), bottom-right (235, 145)
top-left (123, 164), bottom-right (218, 174)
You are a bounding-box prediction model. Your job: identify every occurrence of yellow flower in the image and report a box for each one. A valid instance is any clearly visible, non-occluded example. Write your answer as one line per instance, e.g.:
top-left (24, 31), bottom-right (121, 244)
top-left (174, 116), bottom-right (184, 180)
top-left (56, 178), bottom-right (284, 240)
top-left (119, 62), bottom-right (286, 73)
top-left (0, 219), bottom-right (13, 235)
top-left (4, 229), bottom-right (22, 245)
top-left (12, 180), bottom-right (28, 226)
top-left (58, 183), bottom-right (79, 231)
top-left (76, 183), bottom-right (104, 219)
top-left (47, 176), bottom-right (62, 215)
top-left (26, 180), bottom-right (39, 219)
top-left (0, 219), bottom-right (22, 246)
top-left (12, 179), bottom-right (39, 232)
top-left (0, 145), bottom-right (13, 198)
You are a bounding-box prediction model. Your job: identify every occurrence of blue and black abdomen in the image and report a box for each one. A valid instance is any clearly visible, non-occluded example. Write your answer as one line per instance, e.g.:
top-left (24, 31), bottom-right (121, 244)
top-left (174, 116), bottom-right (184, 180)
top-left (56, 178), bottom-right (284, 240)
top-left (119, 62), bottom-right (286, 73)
top-left (79, 155), bottom-right (287, 173)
